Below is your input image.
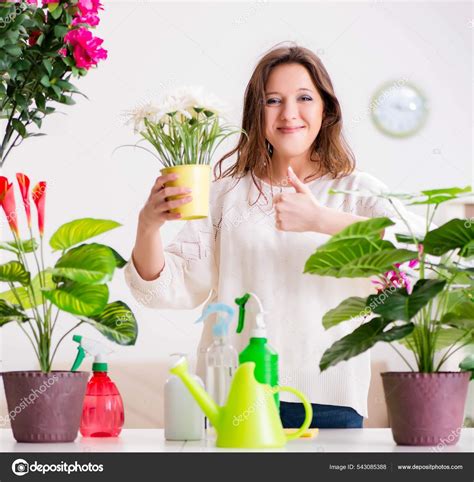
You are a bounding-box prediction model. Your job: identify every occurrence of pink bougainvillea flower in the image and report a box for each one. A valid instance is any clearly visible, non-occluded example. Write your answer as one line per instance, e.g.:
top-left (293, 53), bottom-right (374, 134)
top-left (78, 0), bottom-right (102, 14)
top-left (0, 177), bottom-right (19, 235)
top-left (58, 47), bottom-right (67, 57)
top-left (32, 182), bottom-right (47, 236)
top-left (16, 173), bottom-right (32, 228)
top-left (64, 28), bottom-right (107, 70)
top-left (72, 11), bottom-right (100, 26)
top-left (26, 0), bottom-right (38, 5)
top-left (72, 0), bottom-right (103, 26)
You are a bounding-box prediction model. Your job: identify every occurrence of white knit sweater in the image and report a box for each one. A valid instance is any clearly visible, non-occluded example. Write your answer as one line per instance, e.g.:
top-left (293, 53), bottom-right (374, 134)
top-left (124, 170), bottom-right (424, 418)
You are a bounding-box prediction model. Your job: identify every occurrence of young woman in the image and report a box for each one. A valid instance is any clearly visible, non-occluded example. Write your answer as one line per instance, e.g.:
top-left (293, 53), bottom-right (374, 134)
top-left (125, 44), bottom-right (421, 429)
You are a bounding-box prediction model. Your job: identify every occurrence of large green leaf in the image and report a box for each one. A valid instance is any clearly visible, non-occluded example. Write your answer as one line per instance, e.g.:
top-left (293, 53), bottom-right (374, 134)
top-left (0, 239), bottom-right (38, 254)
top-left (43, 283), bottom-right (109, 317)
top-left (433, 328), bottom-right (474, 351)
top-left (109, 247), bottom-right (127, 268)
top-left (305, 245), bottom-right (417, 278)
top-left (49, 218), bottom-right (122, 251)
top-left (423, 219), bottom-right (474, 257)
top-left (322, 296), bottom-right (368, 329)
top-left (410, 186), bottom-right (471, 205)
top-left (329, 217), bottom-right (395, 242)
top-left (319, 317), bottom-right (414, 371)
top-left (367, 279), bottom-right (446, 322)
top-left (459, 354), bottom-right (474, 380)
top-left (80, 301), bottom-right (138, 345)
top-left (0, 270), bottom-right (55, 309)
top-left (0, 300), bottom-right (28, 326)
top-left (52, 243), bottom-right (116, 284)
top-left (441, 302), bottom-right (474, 330)
top-left (395, 233), bottom-right (424, 245)
top-left (0, 261), bottom-right (30, 285)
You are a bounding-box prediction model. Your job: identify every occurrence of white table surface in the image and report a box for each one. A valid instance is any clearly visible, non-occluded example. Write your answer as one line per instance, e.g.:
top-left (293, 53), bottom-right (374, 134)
top-left (1, 428), bottom-right (473, 453)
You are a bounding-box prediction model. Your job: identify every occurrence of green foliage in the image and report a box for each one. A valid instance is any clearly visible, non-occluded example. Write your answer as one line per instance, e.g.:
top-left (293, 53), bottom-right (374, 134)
top-left (308, 187), bottom-right (474, 373)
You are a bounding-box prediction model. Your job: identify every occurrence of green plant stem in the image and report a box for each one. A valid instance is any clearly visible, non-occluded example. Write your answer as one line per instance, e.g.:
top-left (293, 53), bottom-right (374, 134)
top-left (435, 331), bottom-right (473, 371)
top-left (388, 342), bottom-right (415, 371)
top-left (49, 321), bottom-right (83, 369)
top-left (7, 281), bottom-right (39, 344)
top-left (15, 318), bottom-right (41, 364)
top-left (51, 306), bottom-right (61, 333)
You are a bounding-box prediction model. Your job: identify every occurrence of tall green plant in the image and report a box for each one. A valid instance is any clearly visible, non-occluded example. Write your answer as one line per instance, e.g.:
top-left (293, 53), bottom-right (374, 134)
top-left (304, 186), bottom-right (474, 377)
top-left (0, 173), bottom-right (137, 372)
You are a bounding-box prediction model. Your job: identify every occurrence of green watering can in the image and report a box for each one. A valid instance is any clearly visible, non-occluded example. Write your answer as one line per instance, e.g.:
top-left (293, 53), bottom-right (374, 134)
top-left (170, 357), bottom-right (313, 448)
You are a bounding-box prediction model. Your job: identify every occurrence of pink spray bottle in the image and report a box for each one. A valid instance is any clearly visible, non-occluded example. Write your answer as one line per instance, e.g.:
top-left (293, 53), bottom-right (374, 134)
top-left (71, 335), bottom-right (124, 437)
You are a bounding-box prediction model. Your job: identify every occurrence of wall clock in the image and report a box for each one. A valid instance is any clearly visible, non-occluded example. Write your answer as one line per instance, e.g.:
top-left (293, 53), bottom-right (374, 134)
top-left (371, 82), bottom-right (428, 138)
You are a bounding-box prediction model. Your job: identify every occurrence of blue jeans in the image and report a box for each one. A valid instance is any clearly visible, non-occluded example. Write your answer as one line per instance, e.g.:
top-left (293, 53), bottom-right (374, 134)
top-left (280, 401), bottom-right (363, 428)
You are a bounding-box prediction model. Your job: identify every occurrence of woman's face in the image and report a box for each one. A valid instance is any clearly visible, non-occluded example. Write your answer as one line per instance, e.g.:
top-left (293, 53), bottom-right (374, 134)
top-left (264, 63), bottom-right (324, 159)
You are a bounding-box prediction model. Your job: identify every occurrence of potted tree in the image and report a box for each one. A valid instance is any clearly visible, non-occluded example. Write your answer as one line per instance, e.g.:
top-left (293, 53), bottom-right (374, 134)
top-left (0, 173), bottom-right (137, 442)
top-left (304, 186), bottom-right (473, 446)
top-left (124, 86), bottom-right (244, 220)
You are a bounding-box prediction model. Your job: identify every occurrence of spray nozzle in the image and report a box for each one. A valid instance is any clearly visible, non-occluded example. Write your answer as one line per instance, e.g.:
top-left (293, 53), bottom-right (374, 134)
top-left (71, 335), bottom-right (113, 372)
top-left (195, 303), bottom-right (235, 337)
top-left (235, 292), bottom-right (266, 337)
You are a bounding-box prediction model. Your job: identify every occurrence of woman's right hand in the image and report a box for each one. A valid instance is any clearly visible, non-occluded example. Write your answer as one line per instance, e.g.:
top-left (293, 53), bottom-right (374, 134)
top-left (138, 173), bottom-right (193, 231)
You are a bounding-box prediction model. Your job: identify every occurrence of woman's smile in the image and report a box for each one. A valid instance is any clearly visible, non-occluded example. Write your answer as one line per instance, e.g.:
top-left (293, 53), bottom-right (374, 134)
top-left (277, 126), bottom-right (306, 134)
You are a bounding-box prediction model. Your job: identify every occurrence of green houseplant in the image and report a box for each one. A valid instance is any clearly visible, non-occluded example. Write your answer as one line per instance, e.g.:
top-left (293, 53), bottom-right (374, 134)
top-left (0, 0), bottom-right (107, 167)
top-left (0, 173), bottom-right (137, 442)
top-left (305, 186), bottom-right (473, 446)
top-left (124, 86), bottom-right (244, 220)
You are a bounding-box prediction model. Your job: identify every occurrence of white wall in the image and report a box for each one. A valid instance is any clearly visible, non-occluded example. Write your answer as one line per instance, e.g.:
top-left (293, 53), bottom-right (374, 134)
top-left (0, 0), bottom-right (472, 419)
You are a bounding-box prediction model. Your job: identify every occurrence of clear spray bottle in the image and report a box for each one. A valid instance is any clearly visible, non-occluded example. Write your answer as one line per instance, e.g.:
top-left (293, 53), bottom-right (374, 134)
top-left (195, 303), bottom-right (238, 408)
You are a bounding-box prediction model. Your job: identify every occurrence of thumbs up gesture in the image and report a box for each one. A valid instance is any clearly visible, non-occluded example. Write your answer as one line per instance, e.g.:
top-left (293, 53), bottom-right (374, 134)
top-left (273, 167), bottom-right (321, 232)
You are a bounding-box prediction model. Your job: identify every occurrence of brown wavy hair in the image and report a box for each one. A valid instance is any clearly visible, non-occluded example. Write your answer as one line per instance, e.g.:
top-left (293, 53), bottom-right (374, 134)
top-left (213, 42), bottom-right (355, 201)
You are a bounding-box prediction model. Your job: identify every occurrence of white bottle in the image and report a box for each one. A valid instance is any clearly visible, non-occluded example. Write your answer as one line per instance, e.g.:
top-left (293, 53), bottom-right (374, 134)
top-left (164, 354), bottom-right (204, 441)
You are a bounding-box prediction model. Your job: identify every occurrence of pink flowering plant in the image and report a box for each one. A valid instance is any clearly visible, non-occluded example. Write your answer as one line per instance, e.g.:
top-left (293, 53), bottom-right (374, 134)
top-left (0, 0), bottom-right (107, 166)
top-left (304, 186), bottom-right (474, 377)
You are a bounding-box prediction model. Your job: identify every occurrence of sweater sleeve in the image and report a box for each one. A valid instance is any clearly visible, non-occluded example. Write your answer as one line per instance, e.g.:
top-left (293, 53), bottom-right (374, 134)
top-left (123, 215), bottom-right (218, 310)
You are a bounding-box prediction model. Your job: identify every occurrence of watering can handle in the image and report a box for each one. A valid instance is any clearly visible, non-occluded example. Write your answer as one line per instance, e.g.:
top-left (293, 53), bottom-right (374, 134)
top-left (275, 386), bottom-right (313, 441)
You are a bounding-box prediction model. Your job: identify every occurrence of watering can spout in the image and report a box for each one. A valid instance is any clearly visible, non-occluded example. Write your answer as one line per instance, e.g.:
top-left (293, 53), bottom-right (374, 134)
top-left (169, 356), bottom-right (220, 428)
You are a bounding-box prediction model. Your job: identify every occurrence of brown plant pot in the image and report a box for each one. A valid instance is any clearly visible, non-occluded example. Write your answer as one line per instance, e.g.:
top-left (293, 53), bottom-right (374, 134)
top-left (2, 371), bottom-right (89, 443)
top-left (381, 371), bottom-right (470, 446)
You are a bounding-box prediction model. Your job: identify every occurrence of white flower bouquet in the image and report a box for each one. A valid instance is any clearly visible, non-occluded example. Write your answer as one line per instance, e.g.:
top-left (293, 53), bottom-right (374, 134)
top-left (126, 86), bottom-right (243, 167)
top-left (124, 86), bottom-right (244, 220)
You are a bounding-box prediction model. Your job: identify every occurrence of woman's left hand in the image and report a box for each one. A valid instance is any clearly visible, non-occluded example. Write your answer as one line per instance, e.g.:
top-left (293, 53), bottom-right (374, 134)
top-left (273, 167), bottom-right (321, 233)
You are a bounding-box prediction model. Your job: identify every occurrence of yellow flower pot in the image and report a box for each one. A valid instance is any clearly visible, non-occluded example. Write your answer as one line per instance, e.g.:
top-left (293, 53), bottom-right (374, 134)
top-left (160, 165), bottom-right (211, 220)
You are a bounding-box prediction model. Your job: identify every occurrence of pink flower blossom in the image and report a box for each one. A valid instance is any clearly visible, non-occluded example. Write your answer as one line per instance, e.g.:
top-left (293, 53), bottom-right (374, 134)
top-left (64, 27), bottom-right (107, 70)
top-left (78, 0), bottom-right (102, 15)
top-left (72, 11), bottom-right (100, 27)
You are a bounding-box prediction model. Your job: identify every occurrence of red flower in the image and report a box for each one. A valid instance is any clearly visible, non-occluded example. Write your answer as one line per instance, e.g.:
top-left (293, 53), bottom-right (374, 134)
top-left (16, 173), bottom-right (32, 228)
top-left (32, 182), bottom-right (47, 236)
top-left (0, 176), bottom-right (19, 235)
top-left (28, 30), bottom-right (42, 47)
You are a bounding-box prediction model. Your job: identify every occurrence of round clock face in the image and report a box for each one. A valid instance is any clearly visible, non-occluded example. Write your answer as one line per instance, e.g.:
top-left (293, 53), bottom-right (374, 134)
top-left (371, 82), bottom-right (428, 138)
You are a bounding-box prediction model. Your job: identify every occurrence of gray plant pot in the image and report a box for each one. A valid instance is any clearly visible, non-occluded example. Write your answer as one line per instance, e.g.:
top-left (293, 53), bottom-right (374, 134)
top-left (2, 371), bottom-right (89, 443)
top-left (381, 371), bottom-right (470, 446)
